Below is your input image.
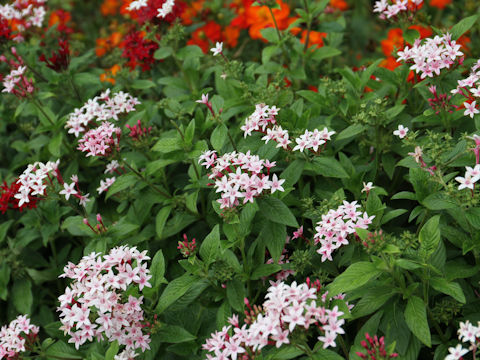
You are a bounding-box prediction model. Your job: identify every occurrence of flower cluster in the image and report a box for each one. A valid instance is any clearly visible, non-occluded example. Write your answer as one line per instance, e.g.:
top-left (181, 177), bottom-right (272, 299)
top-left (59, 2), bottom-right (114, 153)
top-left (14, 160), bottom-right (59, 207)
top-left (451, 59), bottom-right (480, 118)
top-left (39, 38), bottom-right (70, 72)
top-left (121, 30), bottom-right (159, 72)
top-left (126, 119), bottom-right (152, 140)
top-left (373, 0), bottom-right (423, 20)
top-left (0, 0), bottom-right (47, 42)
top-left (0, 47), bottom-right (34, 97)
top-left (77, 121), bottom-right (121, 157)
top-left (314, 201), bottom-right (374, 261)
top-left (241, 104), bottom-right (335, 153)
top-left (0, 179), bottom-right (40, 214)
top-left (396, 33), bottom-right (463, 79)
top-left (0, 315), bottom-right (39, 360)
top-left (198, 150), bottom-right (285, 209)
top-left (157, 0), bottom-right (174, 18)
top-left (203, 281), bottom-right (347, 360)
top-left (445, 320), bottom-right (480, 360)
top-left (97, 176), bottom-right (116, 194)
top-left (455, 164), bottom-right (480, 191)
top-left (178, 233), bottom-right (196, 257)
top-left (65, 90), bottom-right (140, 138)
top-left (427, 85), bottom-right (458, 114)
top-left (57, 246), bottom-right (152, 357)
top-left (355, 333), bottom-right (398, 359)
top-left (127, 0), bottom-right (182, 25)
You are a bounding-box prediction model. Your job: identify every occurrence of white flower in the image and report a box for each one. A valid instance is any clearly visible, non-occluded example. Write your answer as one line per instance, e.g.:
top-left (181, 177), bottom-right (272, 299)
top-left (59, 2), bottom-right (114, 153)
top-left (393, 124), bottom-right (409, 139)
top-left (445, 344), bottom-right (469, 360)
top-left (127, 0), bottom-right (148, 11)
top-left (59, 182), bottom-right (78, 200)
top-left (210, 42), bottom-right (223, 56)
top-left (361, 182), bottom-right (375, 193)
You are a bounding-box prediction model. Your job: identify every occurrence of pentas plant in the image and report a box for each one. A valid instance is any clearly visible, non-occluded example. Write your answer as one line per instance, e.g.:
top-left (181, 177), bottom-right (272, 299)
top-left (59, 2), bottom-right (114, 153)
top-left (57, 246), bottom-right (152, 357)
top-left (198, 150), bottom-right (285, 209)
top-left (0, 0), bottom-right (47, 42)
top-left (314, 201), bottom-right (374, 262)
top-left (355, 333), bottom-right (398, 360)
top-left (373, 0), bottom-right (423, 20)
top-left (0, 315), bottom-right (39, 360)
top-left (241, 104), bottom-right (335, 153)
top-left (0, 47), bottom-right (34, 97)
top-left (396, 33), bottom-right (463, 79)
top-left (445, 320), bottom-right (480, 360)
top-left (451, 59), bottom-right (480, 118)
top-left (203, 280), bottom-right (349, 359)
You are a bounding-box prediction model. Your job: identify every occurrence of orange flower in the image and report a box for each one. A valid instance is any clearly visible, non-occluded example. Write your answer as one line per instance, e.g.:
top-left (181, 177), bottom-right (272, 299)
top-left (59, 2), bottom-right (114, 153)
top-left (380, 56), bottom-right (401, 71)
top-left (95, 31), bottom-right (123, 57)
top-left (48, 10), bottom-right (71, 28)
top-left (244, 0), bottom-right (290, 40)
top-left (180, 0), bottom-right (205, 25)
top-left (100, 64), bottom-right (121, 85)
top-left (301, 30), bottom-right (327, 49)
top-left (101, 0), bottom-right (121, 16)
top-left (429, 0), bottom-right (451, 9)
top-left (457, 35), bottom-right (471, 53)
top-left (381, 28), bottom-right (404, 57)
top-left (329, 0), bottom-right (348, 11)
top-left (408, 24), bottom-right (432, 39)
top-left (187, 21), bottom-right (223, 53)
top-left (223, 26), bottom-right (241, 48)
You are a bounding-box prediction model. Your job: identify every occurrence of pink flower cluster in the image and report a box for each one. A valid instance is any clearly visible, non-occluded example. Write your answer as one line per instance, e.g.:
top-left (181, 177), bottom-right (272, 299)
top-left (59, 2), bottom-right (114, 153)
top-left (77, 121), bottom-right (121, 157)
top-left (356, 333), bottom-right (398, 359)
top-left (65, 90), bottom-right (140, 138)
top-left (427, 85), bottom-right (458, 114)
top-left (314, 201), bottom-right (374, 262)
top-left (14, 160), bottom-right (59, 207)
top-left (203, 281), bottom-right (348, 360)
top-left (373, 0), bottom-right (422, 20)
top-left (0, 315), bottom-right (39, 360)
top-left (445, 320), bottom-right (480, 360)
top-left (451, 59), bottom-right (480, 118)
top-left (241, 104), bottom-right (335, 153)
top-left (57, 246), bottom-right (152, 357)
top-left (396, 33), bottom-right (463, 79)
top-left (0, 0), bottom-right (47, 41)
top-left (0, 47), bottom-right (34, 97)
top-left (198, 150), bottom-right (285, 209)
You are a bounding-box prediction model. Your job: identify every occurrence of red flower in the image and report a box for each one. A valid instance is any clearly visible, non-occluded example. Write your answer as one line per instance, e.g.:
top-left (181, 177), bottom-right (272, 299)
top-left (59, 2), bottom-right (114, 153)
top-left (120, 30), bottom-right (159, 71)
top-left (187, 21), bottom-right (223, 53)
top-left (0, 180), bottom-right (40, 214)
top-left (39, 38), bottom-right (70, 72)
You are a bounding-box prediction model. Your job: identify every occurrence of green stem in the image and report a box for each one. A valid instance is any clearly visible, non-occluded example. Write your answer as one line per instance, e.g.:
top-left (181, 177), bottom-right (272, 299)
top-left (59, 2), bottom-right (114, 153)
top-left (31, 97), bottom-right (55, 126)
top-left (68, 73), bottom-right (82, 102)
top-left (303, 0), bottom-right (311, 53)
top-left (268, 6), bottom-right (282, 41)
top-left (338, 336), bottom-right (350, 359)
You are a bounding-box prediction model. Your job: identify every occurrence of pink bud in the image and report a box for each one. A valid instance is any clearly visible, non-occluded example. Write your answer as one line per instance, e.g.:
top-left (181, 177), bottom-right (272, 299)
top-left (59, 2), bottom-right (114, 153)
top-left (83, 218), bottom-right (89, 225)
top-left (96, 214), bottom-right (102, 222)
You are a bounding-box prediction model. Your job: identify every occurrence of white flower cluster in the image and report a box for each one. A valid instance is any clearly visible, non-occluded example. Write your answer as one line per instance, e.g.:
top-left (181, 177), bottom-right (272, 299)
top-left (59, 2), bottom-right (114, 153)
top-left (77, 121), bottom-right (121, 157)
top-left (445, 320), bottom-right (480, 360)
top-left (127, 0), bottom-right (148, 11)
top-left (241, 104), bottom-right (335, 153)
top-left (203, 281), bottom-right (347, 360)
top-left (57, 246), bottom-right (152, 358)
top-left (198, 150), bottom-right (285, 209)
top-left (396, 33), bottom-right (463, 79)
top-left (157, 0), bottom-right (175, 18)
top-left (455, 164), bottom-right (480, 190)
top-left (14, 160), bottom-right (59, 207)
top-left (65, 89), bottom-right (140, 138)
top-left (2, 65), bottom-right (30, 94)
top-left (0, 315), bottom-right (39, 359)
top-left (0, 0), bottom-right (47, 41)
top-left (373, 0), bottom-right (422, 20)
top-left (314, 201), bottom-right (374, 262)
top-left (451, 59), bottom-right (480, 118)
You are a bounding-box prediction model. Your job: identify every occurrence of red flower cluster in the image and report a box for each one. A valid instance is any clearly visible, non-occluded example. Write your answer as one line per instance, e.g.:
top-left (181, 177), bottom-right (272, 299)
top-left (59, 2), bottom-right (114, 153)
top-left (39, 38), bottom-right (70, 72)
top-left (0, 180), bottom-right (40, 214)
top-left (126, 120), bottom-right (152, 140)
top-left (121, 30), bottom-right (159, 71)
top-left (356, 333), bottom-right (398, 360)
top-left (0, 18), bottom-right (12, 42)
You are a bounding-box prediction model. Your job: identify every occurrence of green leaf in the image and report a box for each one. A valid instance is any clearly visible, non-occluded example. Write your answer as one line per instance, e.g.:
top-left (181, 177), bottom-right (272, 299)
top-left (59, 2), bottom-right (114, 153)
top-left (155, 274), bottom-right (198, 313)
top-left (105, 341), bottom-right (119, 360)
top-left (421, 192), bottom-right (457, 210)
top-left (227, 278), bottom-right (245, 312)
top-left (157, 325), bottom-right (196, 343)
top-left (0, 262), bottom-right (11, 300)
top-left (48, 132), bottom-right (63, 157)
top-left (418, 215), bottom-right (441, 259)
top-left (310, 157), bottom-right (349, 178)
top-left (335, 124), bottom-right (366, 141)
top-left (396, 259), bottom-right (422, 270)
top-left (280, 159), bottom-right (305, 189)
top-left (200, 224), bottom-right (221, 265)
top-left (12, 278), bottom-right (33, 314)
top-left (404, 295), bottom-right (431, 347)
top-left (450, 15), bottom-right (478, 40)
top-left (131, 79), bottom-right (156, 89)
top-left (430, 277), bottom-right (466, 303)
top-left (0, 220), bottom-right (13, 245)
top-left (45, 341), bottom-right (82, 359)
top-left (258, 197), bottom-right (298, 227)
top-left (310, 349), bottom-right (344, 360)
top-left (403, 29), bottom-right (420, 44)
top-left (381, 209), bottom-right (407, 224)
top-left (311, 46), bottom-right (342, 61)
top-left (466, 207), bottom-right (480, 229)
top-left (152, 136), bottom-right (183, 153)
top-left (328, 262), bottom-right (382, 296)
top-left (154, 46), bottom-right (173, 60)
top-left (352, 285), bottom-right (396, 319)
top-left (260, 27), bottom-right (279, 42)
top-left (184, 119), bottom-right (195, 145)
top-left (106, 174), bottom-right (137, 199)
top-left (211, 124), bottom-right (228, 151)
top-left (259, 220), bottom-right (286, 263)
top-left (150, 250), bottom-right (166, 287)
top-left (156, 206), bottom-right (172, 239)
top-left (386, 104), bottom-right (406, 120)
top-left (251, 264), bottom-right (281, 280)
